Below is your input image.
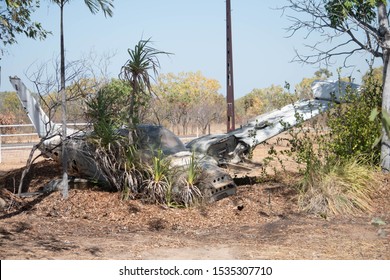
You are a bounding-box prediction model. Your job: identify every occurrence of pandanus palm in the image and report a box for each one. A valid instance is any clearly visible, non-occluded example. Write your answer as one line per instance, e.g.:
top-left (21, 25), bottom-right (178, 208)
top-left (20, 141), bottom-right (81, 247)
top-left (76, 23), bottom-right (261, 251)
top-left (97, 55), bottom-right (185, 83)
top-left (119, 38), bottom-right (171, 130)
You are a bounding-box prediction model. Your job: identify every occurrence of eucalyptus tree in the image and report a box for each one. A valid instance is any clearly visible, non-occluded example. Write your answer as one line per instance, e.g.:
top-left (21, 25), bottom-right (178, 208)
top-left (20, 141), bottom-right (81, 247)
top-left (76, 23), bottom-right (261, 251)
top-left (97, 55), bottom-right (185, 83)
top-left (152, 71), bottom-right (224, 135)
top-left (282, 0), bottom-right (390, 171)
top-left (51, 0), bottom-right (114, 197)
top-left (236, 85), bottom-right (297, 120)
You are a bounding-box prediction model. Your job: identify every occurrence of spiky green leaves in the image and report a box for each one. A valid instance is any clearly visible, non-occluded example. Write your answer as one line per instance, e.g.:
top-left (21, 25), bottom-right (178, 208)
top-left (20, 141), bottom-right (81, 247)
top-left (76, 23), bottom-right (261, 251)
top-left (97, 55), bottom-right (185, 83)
top-left (83, 0), bottom-right (114, 17)
top-left (119, 38), bottom-right (171, 128)
top-left (144, 149), bottom-right (171, 204)
top-left (85, 83), bottom-right (128, 147)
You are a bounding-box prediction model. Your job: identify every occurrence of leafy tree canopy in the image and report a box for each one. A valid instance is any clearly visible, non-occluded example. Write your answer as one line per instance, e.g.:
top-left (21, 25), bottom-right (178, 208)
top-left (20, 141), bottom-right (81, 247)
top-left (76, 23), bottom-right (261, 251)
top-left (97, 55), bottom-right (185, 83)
top-left (325, 0), bottom-right (378, 28)
top-left (0, 0), bottom-right (49, 56)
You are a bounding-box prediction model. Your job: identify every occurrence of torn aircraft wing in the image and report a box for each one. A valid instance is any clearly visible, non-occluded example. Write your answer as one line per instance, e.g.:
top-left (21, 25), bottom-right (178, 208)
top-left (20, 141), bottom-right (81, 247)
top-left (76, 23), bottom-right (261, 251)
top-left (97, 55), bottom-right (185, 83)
top-left (9, 76), bottom-right (62, 138)
top-left (233, 99), bottom-right (330, 147)
top-left (186, 99), bottom-right (329, 164)
top-left (187, 79), bottom-right (360, 164)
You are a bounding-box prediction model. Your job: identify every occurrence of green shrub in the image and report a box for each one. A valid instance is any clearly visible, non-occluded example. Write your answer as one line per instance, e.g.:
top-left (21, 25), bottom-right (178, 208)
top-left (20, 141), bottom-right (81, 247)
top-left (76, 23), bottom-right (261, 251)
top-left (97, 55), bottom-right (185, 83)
top-left (85, 85), bottom-right (126, 146)
top-left (274, 73), bottom-right (382, 216)
top-left (85, 83), bottom-right (144, 196)
top-left (325, 76), bottom-right (382, 165)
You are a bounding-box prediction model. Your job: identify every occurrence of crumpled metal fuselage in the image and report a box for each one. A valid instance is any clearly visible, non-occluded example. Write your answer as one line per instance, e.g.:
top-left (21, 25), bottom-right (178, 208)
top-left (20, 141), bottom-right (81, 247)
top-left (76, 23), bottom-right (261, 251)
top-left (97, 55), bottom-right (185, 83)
top-left (37, 125), bottom-right (238, 202)
top-left (9, 76), bottom-right (236, 201)
top-left (10, 76), bottom-right (358, 202)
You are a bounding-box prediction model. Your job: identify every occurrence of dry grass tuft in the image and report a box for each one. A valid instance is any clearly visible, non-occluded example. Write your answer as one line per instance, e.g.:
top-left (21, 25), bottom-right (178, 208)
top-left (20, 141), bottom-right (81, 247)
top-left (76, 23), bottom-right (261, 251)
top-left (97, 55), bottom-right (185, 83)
top-left (297, 160), bottom-right (381, 217)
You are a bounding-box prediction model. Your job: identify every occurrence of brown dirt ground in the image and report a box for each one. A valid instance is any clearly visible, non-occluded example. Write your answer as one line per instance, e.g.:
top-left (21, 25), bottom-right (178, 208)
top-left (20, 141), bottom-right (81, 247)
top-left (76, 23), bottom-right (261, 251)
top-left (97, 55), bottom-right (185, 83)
top-left (0, 142), bottom-right (390, 260)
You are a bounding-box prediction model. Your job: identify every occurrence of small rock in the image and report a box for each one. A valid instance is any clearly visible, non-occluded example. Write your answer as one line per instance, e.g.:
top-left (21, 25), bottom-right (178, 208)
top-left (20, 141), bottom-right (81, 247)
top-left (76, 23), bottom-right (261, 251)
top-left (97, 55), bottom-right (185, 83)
top-left (43, 179), bottom-right (63, 193)
top-left (0, 197), bottom-right (6, 209)
top-left (371, 217), bottom-right (387, 226)
top-left (377, 229), bottom-right (388, 238)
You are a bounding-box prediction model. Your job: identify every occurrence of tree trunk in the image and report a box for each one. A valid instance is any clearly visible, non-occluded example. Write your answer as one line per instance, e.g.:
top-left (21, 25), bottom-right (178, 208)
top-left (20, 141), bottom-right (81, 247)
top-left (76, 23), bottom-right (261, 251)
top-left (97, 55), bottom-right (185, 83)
top-left (381, 53), bottom-right (390, 172)
top-left (378, 3), bottom-right (390, 172)
top-left (60, 2), bottom-right (69, 197)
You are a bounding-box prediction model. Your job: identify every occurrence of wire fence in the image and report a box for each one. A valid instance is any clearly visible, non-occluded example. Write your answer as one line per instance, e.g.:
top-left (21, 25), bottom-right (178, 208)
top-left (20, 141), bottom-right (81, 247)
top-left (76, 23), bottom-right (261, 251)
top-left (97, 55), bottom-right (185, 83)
top-left (0, 123), bottom-right (90, 164)
top-left (0, 124), bottom-right (38, 163)
top-left (0, 123), bottom-right (203, 164)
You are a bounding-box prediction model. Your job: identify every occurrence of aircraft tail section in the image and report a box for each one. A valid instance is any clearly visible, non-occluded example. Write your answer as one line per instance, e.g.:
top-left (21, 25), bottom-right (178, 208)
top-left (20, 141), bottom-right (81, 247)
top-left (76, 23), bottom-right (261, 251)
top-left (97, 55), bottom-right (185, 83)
top-left (9, 76), bottom-right (61, 138)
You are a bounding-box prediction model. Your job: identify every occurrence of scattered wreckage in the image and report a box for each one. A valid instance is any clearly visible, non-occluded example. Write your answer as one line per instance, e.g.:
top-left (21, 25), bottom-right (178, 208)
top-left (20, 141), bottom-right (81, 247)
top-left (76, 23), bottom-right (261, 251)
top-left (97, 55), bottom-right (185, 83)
top-left (9, 77), bottom-right (359, 202)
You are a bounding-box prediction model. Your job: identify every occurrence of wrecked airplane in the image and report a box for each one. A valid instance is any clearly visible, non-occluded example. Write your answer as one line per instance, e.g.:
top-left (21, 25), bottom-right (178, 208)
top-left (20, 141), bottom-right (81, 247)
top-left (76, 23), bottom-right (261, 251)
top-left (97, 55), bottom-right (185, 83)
top-left (9, 77), bottom-right (237, 202)
top-left (9, 77), bottom-right (359, 202)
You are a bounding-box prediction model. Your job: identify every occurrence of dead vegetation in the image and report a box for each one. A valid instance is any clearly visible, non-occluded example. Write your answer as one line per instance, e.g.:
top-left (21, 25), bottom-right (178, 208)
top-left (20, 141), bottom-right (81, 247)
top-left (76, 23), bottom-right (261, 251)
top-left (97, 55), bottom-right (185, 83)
top-left (1, 148), bottom-right (390, 259)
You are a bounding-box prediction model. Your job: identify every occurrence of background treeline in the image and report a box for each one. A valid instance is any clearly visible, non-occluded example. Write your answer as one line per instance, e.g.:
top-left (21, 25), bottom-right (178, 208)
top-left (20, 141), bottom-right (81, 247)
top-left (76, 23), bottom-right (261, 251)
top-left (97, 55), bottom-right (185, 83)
top-left (0, 68), bottom-right (381, 136)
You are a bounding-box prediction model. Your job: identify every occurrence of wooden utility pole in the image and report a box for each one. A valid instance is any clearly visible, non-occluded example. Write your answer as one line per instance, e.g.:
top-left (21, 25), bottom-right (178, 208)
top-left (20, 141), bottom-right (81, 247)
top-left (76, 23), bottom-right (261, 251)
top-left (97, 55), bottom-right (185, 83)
top-left (226, 0), bottom-right (235, 132)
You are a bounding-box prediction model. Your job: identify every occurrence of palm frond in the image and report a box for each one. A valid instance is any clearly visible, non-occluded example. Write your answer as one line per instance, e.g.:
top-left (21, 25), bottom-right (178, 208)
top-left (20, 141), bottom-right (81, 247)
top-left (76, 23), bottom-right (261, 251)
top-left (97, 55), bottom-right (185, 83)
top-left (84, 0), bottom-right (114, 17)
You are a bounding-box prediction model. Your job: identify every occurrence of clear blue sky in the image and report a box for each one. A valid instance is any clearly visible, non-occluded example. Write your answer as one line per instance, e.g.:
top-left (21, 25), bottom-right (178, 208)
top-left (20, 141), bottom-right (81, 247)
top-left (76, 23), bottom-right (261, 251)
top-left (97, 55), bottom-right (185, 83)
top-left (0, 0), bottom-right (381, 99)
